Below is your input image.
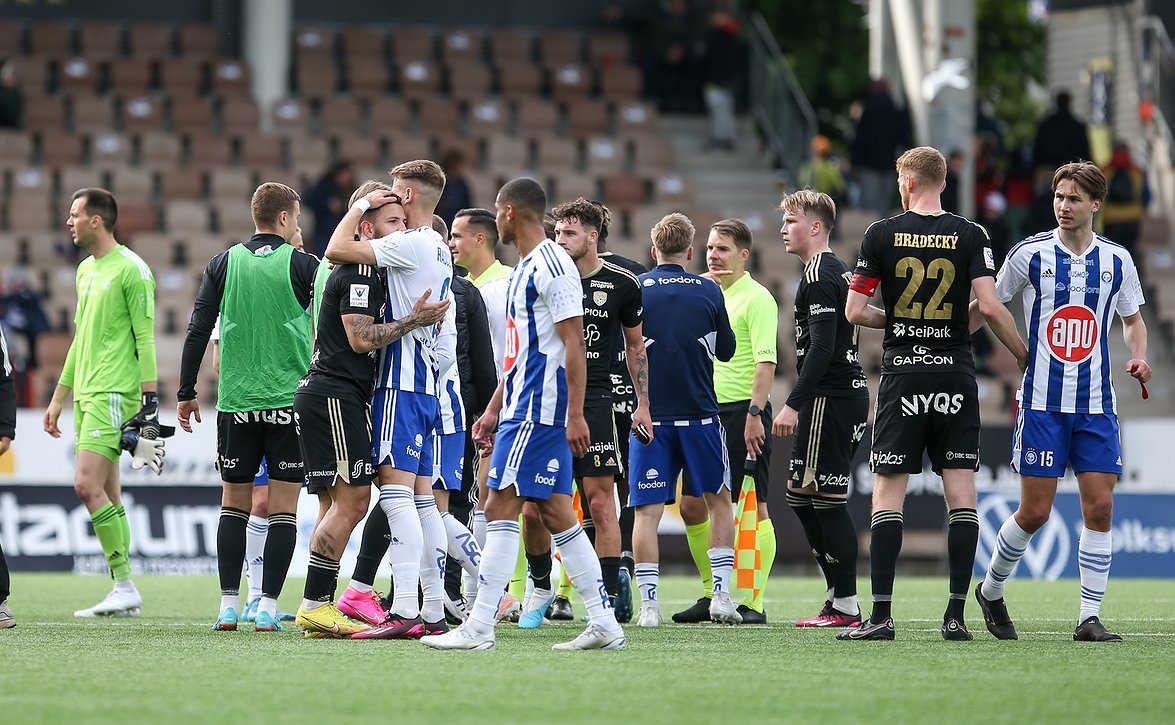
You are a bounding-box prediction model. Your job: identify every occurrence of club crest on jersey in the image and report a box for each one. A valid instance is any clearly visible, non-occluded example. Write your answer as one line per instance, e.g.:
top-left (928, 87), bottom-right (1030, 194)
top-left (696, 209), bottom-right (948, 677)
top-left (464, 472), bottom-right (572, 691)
top-left (593, 291), bottom-right (608, 306)
top-left (1047, 304), bottom-right (1098, 363)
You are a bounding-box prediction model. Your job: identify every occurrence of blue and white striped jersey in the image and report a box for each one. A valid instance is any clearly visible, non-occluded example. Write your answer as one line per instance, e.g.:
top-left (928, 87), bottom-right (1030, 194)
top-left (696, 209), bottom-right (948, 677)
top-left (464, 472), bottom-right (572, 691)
top-left (368, 226), bottom-right (457, 396)
top-left (437, 362), bottom-right (465, 434)
top-left (996, 230), bottom-right (1144, 414)
top-left (500, 239), bottom-right (584, 426)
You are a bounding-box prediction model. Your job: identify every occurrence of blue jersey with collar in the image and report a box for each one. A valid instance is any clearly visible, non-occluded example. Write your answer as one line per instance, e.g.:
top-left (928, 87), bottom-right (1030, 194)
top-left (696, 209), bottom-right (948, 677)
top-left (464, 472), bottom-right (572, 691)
top-left (638, 264), bottom-right (735, 421)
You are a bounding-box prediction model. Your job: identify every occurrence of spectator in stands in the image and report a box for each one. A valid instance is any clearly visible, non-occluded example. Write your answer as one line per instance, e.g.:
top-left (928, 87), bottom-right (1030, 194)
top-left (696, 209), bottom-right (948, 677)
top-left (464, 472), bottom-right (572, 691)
top-left (979, 191), bottom-right (1012, 268)
top-left (2, 272), bottom-right (50, 370)
top-left (1003, 148), bottom-right (1036, 242)
top-left (701, 2), bottom-right (741, 152)
top-left (302, 161), bottom-right (355, 256)
top-left (435, 149), bottom-right (473, 229)
top-left (0, 61), bottom-right (22, 129)
top-left (606, 0), bottom-right (704, 113)
top-left (798, 135), bottom-right (847, 206)
top-left (1032, 90), bottom-right (1090, 171)
top-left (941, 149), bottom-right (964, 214)
top-left (850, 78), bottom-right (911, 218)
top-left (1101, 141), bottom-right (1148, 258)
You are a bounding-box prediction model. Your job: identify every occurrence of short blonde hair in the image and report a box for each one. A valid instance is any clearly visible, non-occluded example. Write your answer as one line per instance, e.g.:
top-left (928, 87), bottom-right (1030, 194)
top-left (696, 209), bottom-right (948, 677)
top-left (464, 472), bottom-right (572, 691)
top-left (651, 212), bottom-right (695, 256)
top-left (348, 180), bottom-right (395, 226)
top-left (779, 188), bottom-right (837, 232)
top-left (390, 159), bottom-right (446, 201)
top-left (896, 146), bottom-right (947, 188)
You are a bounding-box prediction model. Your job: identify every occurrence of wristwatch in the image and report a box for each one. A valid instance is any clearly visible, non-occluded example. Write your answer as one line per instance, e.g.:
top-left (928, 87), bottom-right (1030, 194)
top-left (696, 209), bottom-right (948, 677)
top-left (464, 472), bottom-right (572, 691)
top-left (747, 404), bottom-right (762, 417)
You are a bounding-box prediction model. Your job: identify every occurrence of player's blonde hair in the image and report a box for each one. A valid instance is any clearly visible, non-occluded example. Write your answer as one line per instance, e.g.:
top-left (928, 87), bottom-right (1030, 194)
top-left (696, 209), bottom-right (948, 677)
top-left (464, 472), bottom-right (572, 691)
top-left (389, 159), bottom-right (446, 203)
top-left (651, 212), bottom-right (695, 256)
top-left (348, 180), bottom-right (397, 227)
top-left (1052, 161), bottom-right (1108, 202)
top-left (780, 188), bottom-right (837, 232)
top-left (896, 146), bottom-right (947, 188)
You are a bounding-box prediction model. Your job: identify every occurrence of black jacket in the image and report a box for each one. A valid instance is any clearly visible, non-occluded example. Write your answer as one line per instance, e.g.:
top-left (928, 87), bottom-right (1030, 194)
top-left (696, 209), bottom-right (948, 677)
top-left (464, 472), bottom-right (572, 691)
top-left (0, 327), bottom-right (15, 440)
top-left (451, 275), bottom-right (497, 418)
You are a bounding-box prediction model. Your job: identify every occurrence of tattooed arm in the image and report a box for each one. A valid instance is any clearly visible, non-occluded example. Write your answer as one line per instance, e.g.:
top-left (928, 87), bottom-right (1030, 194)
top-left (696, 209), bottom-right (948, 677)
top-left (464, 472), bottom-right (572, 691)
top-left (343, 291), bottom-right (450, 354)
top-left (622, 321), bottom-right (653, 439)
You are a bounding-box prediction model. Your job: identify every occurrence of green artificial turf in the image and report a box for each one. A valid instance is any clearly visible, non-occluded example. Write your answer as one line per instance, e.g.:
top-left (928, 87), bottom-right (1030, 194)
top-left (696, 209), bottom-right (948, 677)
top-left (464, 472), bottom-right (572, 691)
top-left (2, 574), bottom-right (1173, 723)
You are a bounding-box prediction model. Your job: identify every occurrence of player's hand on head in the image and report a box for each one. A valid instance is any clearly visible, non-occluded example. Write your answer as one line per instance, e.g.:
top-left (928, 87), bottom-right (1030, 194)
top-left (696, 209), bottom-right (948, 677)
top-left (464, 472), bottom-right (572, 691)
top-left (772, 405), bottom-right (798, 438)
top-left (1126, 359), bottom-right (1151, 384)
top-left (365, 189), bottom-right (399, 209)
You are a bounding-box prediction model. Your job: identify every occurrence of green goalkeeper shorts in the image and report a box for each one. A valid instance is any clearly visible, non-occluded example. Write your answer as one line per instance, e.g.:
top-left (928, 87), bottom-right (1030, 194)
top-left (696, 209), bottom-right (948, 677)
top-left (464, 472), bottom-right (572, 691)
top-left (75, 392), bottom-right (139, 463)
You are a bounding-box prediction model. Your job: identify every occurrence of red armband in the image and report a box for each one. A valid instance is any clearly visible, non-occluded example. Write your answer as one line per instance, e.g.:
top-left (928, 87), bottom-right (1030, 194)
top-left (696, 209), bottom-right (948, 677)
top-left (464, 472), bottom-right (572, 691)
top-left (849, 273), bottom-right (880, 297)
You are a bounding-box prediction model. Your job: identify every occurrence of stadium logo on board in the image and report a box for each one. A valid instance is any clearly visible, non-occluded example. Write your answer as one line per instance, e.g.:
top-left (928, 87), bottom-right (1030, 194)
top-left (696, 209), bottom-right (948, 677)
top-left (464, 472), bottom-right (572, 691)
top-left (976, 494), bottom-right (1069, 580)
top-left (1046, 304), bottom-right (1098, 363)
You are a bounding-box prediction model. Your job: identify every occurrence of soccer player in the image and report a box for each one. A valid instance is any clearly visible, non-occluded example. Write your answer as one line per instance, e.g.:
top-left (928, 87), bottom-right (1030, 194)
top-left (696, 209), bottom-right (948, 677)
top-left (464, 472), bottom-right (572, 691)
top-left (177, 182), bottom-right (318, 632)
top-left (44, 188), bottom-right (161, 618)
top-left (974, 162), bottom-right (1149, 643)
top-left (0, 326), bottom-right (16, 628)
top-left (514, 197), bottom-right (650, 628)
top-left (422, 177), bottom-right (625, 651)
top-left (674, 219), bottom-right (778, 624)
top-left (324, 160), bottom-right (456, 639)
top-left (295, 186), bottom-right (449, 638)
top-left (628, 212), bottom-right (739, 627)
top-left (840, 146), bottom-right (1026, 641)
top-left (771, 190), bottom-right (869, 628)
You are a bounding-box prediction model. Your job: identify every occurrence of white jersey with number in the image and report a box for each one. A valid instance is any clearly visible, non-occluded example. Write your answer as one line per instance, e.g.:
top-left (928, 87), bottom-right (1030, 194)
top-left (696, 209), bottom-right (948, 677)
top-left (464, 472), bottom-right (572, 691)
top-left (368, 226), bottom-right (456, 396)
top-left (500, 239), bottom-right (584, 426)
top-left (996, 229), bottom-right (1144, 414)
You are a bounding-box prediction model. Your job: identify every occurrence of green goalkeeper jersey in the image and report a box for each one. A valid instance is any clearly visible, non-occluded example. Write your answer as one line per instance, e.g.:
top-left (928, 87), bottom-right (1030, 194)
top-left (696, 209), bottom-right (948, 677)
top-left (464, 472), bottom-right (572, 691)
top-left (59, 244), bottom-right (157, 397)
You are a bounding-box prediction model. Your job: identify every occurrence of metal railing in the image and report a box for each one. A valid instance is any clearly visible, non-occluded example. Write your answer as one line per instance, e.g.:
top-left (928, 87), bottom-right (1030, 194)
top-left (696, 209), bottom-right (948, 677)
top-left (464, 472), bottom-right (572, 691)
top-left (747, 12), bottom-right (817, 181)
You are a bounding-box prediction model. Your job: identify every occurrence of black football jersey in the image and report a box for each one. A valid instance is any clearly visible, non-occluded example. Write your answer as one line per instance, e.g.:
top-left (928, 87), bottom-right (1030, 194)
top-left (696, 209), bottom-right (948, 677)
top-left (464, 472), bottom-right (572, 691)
top-left (853, 210), bottom-right (995, 374)
top-left (787, 251), bottom-right (868, 410)
top-left (600, 252), bottom-right (648, 412)
top-left (300, 263), bottom-right (387, 401)
top-left (581, 259), bottom-right (643, 402)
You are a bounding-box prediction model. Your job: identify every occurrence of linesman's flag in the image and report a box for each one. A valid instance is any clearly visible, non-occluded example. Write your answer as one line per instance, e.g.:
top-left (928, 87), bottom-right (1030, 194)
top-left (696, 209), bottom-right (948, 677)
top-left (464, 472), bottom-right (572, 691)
top-left (733, 459), bottom-right (761, 603)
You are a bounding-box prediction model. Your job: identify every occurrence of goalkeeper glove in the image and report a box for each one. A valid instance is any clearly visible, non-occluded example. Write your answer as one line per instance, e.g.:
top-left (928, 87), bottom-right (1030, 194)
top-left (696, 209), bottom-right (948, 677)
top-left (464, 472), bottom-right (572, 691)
top-left (126, 392), bottom-right (160, 439)
top-left (120, 429), bottom-right (165, 475)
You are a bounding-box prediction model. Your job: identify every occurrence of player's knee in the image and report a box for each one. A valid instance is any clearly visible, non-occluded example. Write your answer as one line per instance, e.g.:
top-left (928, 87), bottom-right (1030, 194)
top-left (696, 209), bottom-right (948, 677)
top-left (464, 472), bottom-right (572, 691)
top-left (74, 479), bottom-right (103, 507)
top-left (1081, 499), bottom-right (1113, 530)
top-left (1017, 507), bottom-right (1050, 533)
top-left (586, 492), bottom-right (615, 524)
top-left (521, 502), bottom-right (543, 530)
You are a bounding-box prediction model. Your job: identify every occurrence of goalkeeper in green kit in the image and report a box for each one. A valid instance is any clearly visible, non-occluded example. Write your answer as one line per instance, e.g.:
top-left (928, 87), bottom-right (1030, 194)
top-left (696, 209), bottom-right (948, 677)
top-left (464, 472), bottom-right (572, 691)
top-left (43, 188), bottom-right (169, 618)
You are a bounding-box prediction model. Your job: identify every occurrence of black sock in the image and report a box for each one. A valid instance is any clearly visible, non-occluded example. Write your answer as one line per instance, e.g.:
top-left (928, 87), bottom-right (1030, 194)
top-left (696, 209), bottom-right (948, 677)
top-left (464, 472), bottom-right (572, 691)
top-left (869, 510), bottom-right (904, 624)
top-left (1, 539), bottom-right (11, 601)
top-left (217, 506), bottom-right (249, 595)
top-left (352, 505), bottom-right (391, 588)
top-left (304, 552), bottom-right (341, 603)
top-left (527, 548), bottom-right (553, 591)
top-left (813, 495), bottom-right (858, 601)
top-left (787, 491), bottom-right (833, 592)
top-left (600, 556), bottom-right (621, 597)
top-left (261, 512), bottom-right (297, 599)
top-left (618, 500), bottom-right (634, 555)
top-left (946, 508), bottom-right (980, 621)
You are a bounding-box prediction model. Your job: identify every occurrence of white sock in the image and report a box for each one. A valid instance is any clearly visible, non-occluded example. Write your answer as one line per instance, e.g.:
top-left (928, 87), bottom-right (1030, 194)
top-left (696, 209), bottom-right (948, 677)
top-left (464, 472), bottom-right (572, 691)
top-left (348, 580), bottom-right (373, 594)
top-left (113, 579), bottom-right (137, 594)
top-left (472, 509), bottom-right (487, 546)
top-left (416, 495), bottom-right (447, 623)
top-left (708, 547), bottom-right (735, 595)
top-left (441, 511), bottom-right (482, 576)
top-left (245, 514), bottom-right (267, 601)
top-left (220, 594), bottom-right (239, 614)
top-left (467, 510), bottom-right (487, 601)
top-left (259, 596), bottom-right (278, 618)
top-left (301, 598), bottom-right (327, 611)
top-left (554, 523), bottom-right (620, 632)
top-left (833, 595), bottom-right (859, 615)
top-left (827, 587), bottom-right (834, 602)
top-left (981, 516), bottom-right (1034, 601)
top-left (468, 519), bottom-right (521, 632)
top-left (379, 485), bottom-right (423, 619)
top-left (1078, 527), bottom-right (1112, 623)
top-left (634, 563), bottom-right (659, 604)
